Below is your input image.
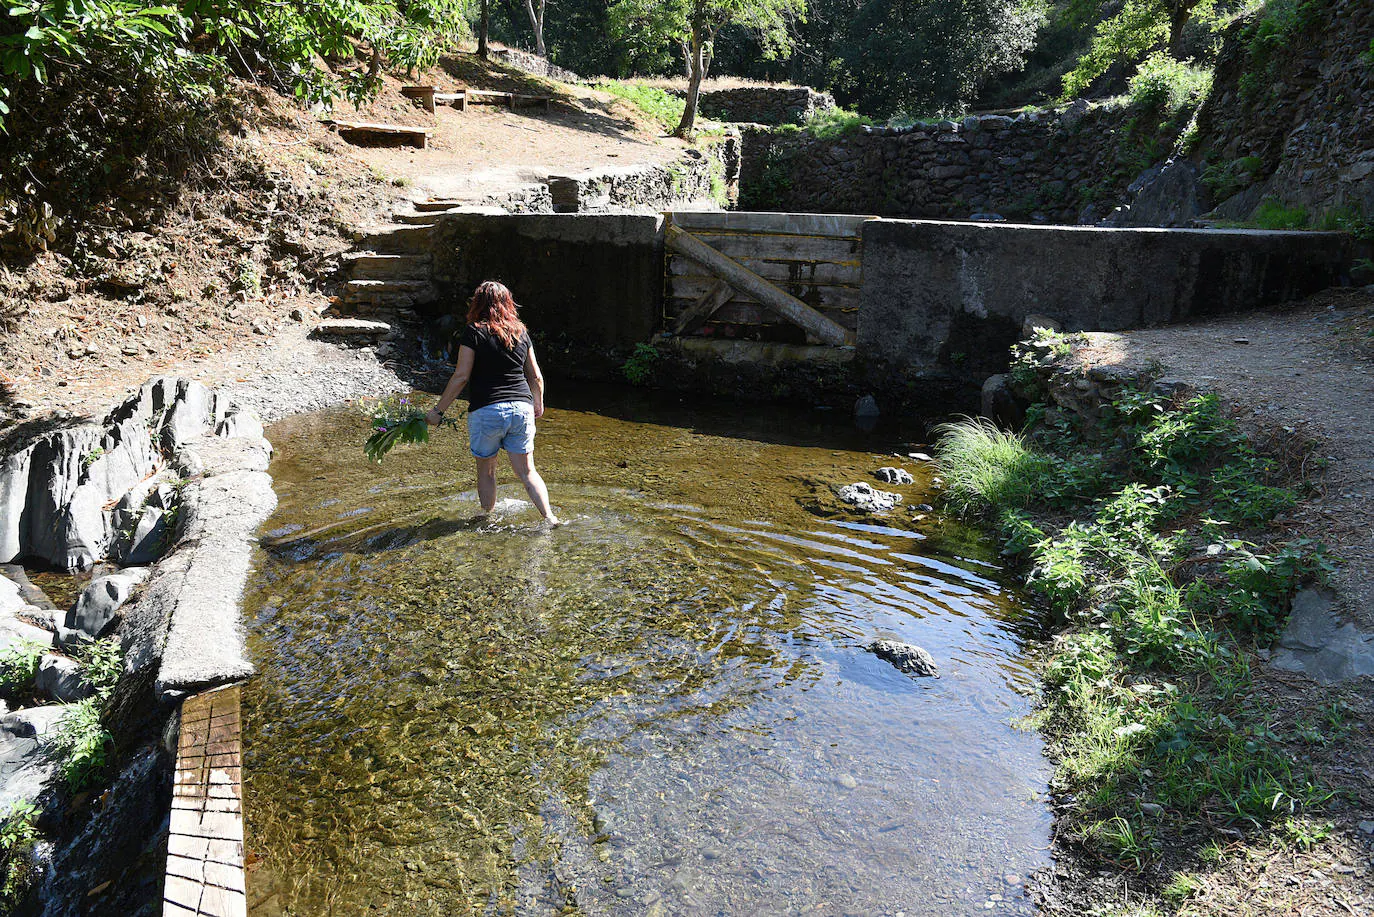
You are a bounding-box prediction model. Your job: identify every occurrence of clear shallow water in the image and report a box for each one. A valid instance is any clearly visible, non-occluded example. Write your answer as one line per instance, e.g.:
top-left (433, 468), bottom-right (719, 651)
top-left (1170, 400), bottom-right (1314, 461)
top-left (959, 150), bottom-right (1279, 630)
top-left (241, 387), bottom-right (1052, 916)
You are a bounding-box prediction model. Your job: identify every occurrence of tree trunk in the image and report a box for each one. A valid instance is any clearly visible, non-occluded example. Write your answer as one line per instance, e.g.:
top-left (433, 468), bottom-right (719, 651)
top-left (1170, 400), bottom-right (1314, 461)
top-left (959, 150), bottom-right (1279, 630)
top-left (478, 0), bottom-right (490, 59)
top-left (1168, 0), bottom-right (1197, 56)
top-left (675, 25), bottom-right (704, 138)
top-left (522, 0), bottom-right (547, 56)
top-left (367, 46), bottom-right (383, 80)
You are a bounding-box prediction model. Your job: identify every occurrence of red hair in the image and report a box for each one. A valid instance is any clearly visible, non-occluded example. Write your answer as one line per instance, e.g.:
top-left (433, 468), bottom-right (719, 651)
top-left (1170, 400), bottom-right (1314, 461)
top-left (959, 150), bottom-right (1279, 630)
top-left (466, 281), bottom-right (527, 350)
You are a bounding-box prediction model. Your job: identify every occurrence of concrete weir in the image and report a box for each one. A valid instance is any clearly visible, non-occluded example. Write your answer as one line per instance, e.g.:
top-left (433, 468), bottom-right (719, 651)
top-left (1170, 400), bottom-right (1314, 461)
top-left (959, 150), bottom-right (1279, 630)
top-left (417, 211), bottom-right (1352, 398)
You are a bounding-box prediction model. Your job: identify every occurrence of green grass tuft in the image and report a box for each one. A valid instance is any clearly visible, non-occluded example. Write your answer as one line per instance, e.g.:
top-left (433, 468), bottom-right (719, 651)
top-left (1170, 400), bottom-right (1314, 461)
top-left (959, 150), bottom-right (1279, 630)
top-left (593, 81), bottom-right (686, 133)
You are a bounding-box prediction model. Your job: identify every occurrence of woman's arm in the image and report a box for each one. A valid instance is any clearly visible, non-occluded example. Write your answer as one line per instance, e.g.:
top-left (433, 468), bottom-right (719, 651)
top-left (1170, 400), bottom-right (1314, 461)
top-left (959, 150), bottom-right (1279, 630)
top-left (524, 346), bottom-right (545, 418)
top-left (426, 345), bottom-right (475, 425)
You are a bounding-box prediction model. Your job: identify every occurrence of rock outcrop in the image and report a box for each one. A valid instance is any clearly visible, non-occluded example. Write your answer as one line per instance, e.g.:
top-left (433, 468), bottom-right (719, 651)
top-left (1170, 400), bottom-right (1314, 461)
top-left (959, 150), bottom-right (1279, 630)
top-left (867, 639), bottom-right (939, 678)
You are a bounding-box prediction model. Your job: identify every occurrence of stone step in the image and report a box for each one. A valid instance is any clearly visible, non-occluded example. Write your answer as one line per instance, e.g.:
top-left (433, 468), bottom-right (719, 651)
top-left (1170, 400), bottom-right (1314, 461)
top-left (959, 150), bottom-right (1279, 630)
top-left (344, 279), bottom-right (432, 295)
top-left (414, 199), bottom-right (480, 212)
top-left (344, 253), bottom-right (432, 281)
top-left (311, 318), bottom-right (392, 341)
top-left (392, 212), bottom-right (450, 226)
top-left (354, 224), bottom-right (434, 254)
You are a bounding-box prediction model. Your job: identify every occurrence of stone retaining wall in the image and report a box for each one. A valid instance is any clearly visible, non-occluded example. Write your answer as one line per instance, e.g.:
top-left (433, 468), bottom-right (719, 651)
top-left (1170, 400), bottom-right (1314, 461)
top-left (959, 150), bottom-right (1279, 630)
top-left (491, 47), bottom-right (581, 83)
top-left (740, 103), bottom-right (1158, 224)
top-left (698, 87), bottom-right (835, 126)
top-left (546, 136), bottom-right (740, 213)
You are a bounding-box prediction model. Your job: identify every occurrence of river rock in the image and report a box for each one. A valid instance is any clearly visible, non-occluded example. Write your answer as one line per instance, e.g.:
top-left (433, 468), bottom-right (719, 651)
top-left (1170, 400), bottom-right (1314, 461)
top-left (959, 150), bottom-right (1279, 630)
top-left (874, 467), bottom-right (914, 485)
top-left (837, 482), bottom-right (902, 513)
top-left (854, 394), bottom-right (880, 418)
top-left (35, 654), bottom-right (93, 703)
top-left (0, 705), bottom-right (67, 812)
top-left (0, 565), bottom-right (56, 611)
top-left (867, 639), bottom-right (939, 677)
top-left (0, 615), bottom-right (52, 654)
top-left (981, 373), bottom-right (1025, 429)
top-left (58, 568), bottom-right (149, 648)
top-left (0, 576), bottom-right (23, 616)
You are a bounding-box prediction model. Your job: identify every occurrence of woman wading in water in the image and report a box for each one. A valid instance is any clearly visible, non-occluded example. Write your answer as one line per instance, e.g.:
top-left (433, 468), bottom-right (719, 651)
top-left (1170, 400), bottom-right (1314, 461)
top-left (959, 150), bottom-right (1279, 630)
top-left (426, 281), bottom-right (560, 525)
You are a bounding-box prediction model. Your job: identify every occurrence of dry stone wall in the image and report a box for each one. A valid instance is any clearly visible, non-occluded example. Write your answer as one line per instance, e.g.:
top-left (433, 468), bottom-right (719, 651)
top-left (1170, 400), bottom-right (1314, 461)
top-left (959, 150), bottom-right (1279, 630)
top-left (1196, 0), bottom-right (1374, 223)
top-left (698, 87), bottom-right (835, 125)
top-left (740, 104), bottom-right (1165, 224)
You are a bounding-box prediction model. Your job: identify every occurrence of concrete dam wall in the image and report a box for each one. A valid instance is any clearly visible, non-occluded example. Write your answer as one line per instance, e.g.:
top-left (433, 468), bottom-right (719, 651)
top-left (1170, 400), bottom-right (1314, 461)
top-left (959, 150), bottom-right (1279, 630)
top-left (419, 211), bottom-right (1351, 396)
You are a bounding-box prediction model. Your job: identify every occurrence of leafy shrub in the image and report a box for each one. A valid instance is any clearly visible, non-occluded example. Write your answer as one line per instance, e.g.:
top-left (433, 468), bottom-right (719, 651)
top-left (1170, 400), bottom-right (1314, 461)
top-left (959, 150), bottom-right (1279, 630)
top-left (1127, 52), bottom-right (1212, 114)
top-left (802, 108), bottom-right (873, 139)
top-left (0, 802), bottom-right (39, 907)
top-left (75, 637), bottom-right (124, 702)
top-left (1251, 199), bottom-right (1309, 230)
top-left (1061, 0), bottom-right (1168, 100)
top-left (0, 643), bottom-right (45, 697)
top-left (593, 81), bottom-right (686, 133)
top-left (620, 343), bottom-right (660, 386)
top-left (51, 698), bottom-right (113, 790)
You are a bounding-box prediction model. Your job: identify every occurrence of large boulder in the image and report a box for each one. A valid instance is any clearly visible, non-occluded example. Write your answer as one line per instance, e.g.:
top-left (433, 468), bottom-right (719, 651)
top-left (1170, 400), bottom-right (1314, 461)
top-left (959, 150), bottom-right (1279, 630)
top-left (1109, 159), bottom-right (1208, 227)
top-left (58, 568), bottom-right (150, 648)
top-left (837, 482), bottom-right (902, 513)
top-left (0, 576), bottom-right (23, 616)
top-left (35, 655), bottom-right (93, 703)
top-left (0, 705), bottom-right (68, 812)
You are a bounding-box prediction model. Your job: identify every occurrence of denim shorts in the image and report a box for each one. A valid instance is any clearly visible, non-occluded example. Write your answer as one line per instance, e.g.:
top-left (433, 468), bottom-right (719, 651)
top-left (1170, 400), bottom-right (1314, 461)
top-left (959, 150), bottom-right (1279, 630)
top-left (468, 401), bottom-right (535, 458)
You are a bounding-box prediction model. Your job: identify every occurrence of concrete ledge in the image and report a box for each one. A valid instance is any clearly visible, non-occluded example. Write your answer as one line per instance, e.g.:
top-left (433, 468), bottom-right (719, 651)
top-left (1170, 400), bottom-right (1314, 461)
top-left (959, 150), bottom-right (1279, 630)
top-left (154, 436), bottom-right (276, 698)
top-left (669, 337), bottom-right (856, 367)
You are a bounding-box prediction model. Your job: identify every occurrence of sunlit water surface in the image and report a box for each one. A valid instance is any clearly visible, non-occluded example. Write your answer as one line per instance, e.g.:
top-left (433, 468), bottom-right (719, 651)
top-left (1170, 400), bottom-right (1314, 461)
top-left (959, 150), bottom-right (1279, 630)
top-left (242, 387), bottom-right (1052, 916)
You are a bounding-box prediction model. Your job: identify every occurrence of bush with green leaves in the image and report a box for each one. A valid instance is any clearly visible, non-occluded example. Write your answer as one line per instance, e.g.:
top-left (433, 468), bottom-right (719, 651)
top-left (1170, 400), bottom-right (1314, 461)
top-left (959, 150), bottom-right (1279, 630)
top-left (592, 81), bottom-right (686, 133)
top-left (1127, 51), bottom-right (1212, 114)
top-left (801, 107), bottom-right (872, 139)
top-left (0, 642), bottom-right (45, 698)
top-left (75, 637), bottom-right (124, 702)
top-left (51, 698), bottom-right (113, 791)
top-left (936, 366), bottom-right (1332, 866)
top-left (620, 342), bottom-right (660, 386)
top-left (0, 802), bottom-right (39, 908)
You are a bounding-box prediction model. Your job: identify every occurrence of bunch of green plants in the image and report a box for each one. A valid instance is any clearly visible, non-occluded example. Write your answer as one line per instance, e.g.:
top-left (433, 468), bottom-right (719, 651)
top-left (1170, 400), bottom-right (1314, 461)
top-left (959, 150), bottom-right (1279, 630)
top-left (0, 803), bottom-right (39, 908)
top-left (1126, 51), bottom-right (1212, 115)
top-left (800, 107), bottom-right (873, 139)
top-left (935, 375), bottom-right (1332, 866)
top-left (51, 698), bottom-right (113, 790)
top-left (620, 342), bottom-right (659, 386)
top-left (75, 637), bottom-right (125, 702)
top-left (592, 80), bottom-right (685, 132)
top-left (0, 642), bottom-right (45, 698)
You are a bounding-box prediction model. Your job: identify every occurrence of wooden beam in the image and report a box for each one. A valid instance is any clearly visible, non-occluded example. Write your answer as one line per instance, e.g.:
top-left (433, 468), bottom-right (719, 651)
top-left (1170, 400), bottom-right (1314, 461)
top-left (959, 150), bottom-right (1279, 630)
top-left (673, 280), bottom-right (737, 335)
top-left (665, 223), bottom-right (852, 346)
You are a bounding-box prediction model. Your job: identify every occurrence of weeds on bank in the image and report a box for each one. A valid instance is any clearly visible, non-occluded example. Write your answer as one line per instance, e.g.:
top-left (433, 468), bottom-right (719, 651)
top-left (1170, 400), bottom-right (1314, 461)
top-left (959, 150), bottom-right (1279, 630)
top-left (0, 642), bottom-right (45, 698)
top-left (935, 366), bottom-right (1332, 870)
top-left (0, 802), bottom-right (39, 909)
top-left (621, 343), bottom-right (660, 386)
top-left (593, 81), bottom-right (685, 133)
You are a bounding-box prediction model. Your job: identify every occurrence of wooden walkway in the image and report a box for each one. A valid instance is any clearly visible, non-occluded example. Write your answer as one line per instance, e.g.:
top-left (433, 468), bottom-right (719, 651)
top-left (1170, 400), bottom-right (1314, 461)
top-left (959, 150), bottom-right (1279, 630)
top-left (165, 685), bottom-right (247, 917)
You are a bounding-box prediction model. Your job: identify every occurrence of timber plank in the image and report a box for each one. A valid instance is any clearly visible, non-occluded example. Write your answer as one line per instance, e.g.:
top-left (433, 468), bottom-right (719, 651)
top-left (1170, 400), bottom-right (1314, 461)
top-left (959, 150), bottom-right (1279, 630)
top-left (667, 255), bottom-right (860, 287)
top-left (667, 275), bottom-right (861, 314)
top-left (664, 224), bottom-right (853, 346)
top-left (327, 120), bottom-right (430, 149)
top-left (677, 231), bottom-right (862, 262)
top-left (672, 280), bottom-right (736, 335)
top-left (669, 211), bottom-right (874, 237)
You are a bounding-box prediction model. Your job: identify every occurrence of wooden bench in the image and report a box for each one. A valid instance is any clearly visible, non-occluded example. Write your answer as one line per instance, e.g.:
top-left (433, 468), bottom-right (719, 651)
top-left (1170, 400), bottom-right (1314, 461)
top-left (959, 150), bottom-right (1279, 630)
top-left (400, 86), bottom-right (552, 114)
top-left (324, 120), bottom-right (430, 149)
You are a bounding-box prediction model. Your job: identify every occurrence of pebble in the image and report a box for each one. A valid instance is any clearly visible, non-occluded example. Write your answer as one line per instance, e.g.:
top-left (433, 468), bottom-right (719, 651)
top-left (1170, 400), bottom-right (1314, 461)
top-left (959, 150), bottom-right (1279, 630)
top-left (1358, 820), bottom-right (1374, 835)
top-left (836, 773), bottom-right (858, 790)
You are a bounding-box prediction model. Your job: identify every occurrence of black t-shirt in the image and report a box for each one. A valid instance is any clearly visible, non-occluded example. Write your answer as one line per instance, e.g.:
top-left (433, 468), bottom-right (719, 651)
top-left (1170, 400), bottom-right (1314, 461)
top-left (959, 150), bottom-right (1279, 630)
top-left (459, 324), bottom-right (533, 411)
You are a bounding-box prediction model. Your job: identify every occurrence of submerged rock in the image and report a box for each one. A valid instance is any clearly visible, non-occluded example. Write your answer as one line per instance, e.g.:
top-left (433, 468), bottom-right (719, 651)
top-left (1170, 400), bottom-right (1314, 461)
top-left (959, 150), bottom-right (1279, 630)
top-left (874, 467), bottom-right (914, 485)
top-left (867, 639), bottom-right (939, 678)
top-left (836, 482), bottom-right (902, 513)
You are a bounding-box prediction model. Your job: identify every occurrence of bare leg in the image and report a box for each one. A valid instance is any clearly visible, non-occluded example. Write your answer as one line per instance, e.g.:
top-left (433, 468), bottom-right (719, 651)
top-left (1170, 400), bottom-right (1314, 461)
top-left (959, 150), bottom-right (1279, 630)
top-left (475, 455), bottom-right (500, 513)
top-left (507, 452), bottom-right (558, 523)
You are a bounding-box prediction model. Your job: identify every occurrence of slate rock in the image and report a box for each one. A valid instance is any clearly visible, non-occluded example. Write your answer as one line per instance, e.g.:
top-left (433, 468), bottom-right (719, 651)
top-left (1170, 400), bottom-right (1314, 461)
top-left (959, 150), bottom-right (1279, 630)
top-left (837, 482), bottom-right (902, 513)
top-left (59, 568), bottom-right (149, 647)
top-left (0, 705), bottom-right (67, 812)
top-left (867, 639), bottom-right (939, 678)
top-left (0, 577), bottom-right (23, 616)
top-left (0, 565), bottom-right (56, 611)
top-left (875, 467), bottom-right (914, 485)
top-left (34, 655), bottom-right (93, 703)
top-left (854, 394), bottom-right (880, 418)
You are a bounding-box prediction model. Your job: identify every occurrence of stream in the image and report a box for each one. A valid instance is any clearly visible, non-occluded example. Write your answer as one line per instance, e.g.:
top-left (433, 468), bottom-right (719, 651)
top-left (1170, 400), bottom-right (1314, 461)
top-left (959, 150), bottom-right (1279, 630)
top-left (241, 385), bottom-right (1052, 916)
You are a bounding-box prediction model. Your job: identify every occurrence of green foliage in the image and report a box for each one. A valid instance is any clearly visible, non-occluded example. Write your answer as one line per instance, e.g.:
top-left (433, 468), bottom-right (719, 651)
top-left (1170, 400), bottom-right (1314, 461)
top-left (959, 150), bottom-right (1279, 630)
top-left (800, 107), bottom-right (872, 138)
top-left (0, 802), bottom-right (39, 907)
top-left (833, 0), bottom-right (1045, 117)
top-left (592, 80), bottom-right (686, 132)
top-left (80, 446), bottom-right (105, 471)
top-left (1363, 38), bottom-right (1374, 67)
top-left (1201, 155), bottom-right (1264, 201)
top-left (940, 367), bottom-right (1335, 866)
top-left (621, 342), bottom-right (659, 386)
top-left (0, 642), bottom-right (44, 697)
top-left (607, 0), bottom-right (804, 134)
top-left (51, 698), bottom-right (113, 790)
top-left (1251, 198), bottom-right (1309, 230)
top-left (74, 637), bottom-right (124, 702)
top-left (1061, 0), bottom-right (1169, 99)
top-left (1127, 51), bottom-right (1212, 113)
top-left (235, 256), bottom-right (262, 296)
